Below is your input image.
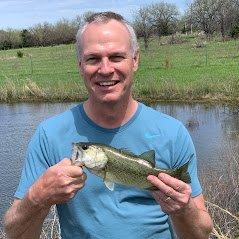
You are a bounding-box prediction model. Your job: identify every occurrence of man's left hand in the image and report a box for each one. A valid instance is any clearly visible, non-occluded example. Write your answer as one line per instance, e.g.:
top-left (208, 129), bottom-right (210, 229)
top-left (147, 173), bottom-right (192, 215)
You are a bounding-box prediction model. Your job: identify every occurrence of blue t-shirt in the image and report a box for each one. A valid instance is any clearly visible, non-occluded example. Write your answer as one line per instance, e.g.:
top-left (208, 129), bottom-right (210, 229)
top-left (15, 102), bottom-right (202, 239)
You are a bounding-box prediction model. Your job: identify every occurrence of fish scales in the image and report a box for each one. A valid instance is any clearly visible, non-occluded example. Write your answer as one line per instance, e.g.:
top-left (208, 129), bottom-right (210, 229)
top-left (71, 142), bottom-right (191, 191)
top-left (102, 147), bottom-right (158, 189)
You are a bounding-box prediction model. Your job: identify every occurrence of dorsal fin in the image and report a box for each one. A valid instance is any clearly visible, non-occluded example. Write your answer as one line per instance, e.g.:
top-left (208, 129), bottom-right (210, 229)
top-left (139, 150), bottom-right (155, 167)
top-left (119, 148), bottom-right (136, 157)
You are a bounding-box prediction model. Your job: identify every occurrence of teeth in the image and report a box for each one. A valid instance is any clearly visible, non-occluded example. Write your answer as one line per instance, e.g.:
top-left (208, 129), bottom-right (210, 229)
top-left (99, 81), bottom-right (116, 86)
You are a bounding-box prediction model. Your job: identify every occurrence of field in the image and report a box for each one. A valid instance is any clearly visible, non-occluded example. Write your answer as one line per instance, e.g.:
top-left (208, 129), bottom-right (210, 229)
top-left (0, 34), bottom-right (239, 102)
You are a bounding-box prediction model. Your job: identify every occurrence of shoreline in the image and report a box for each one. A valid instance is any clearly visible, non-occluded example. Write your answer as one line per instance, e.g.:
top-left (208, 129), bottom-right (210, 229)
top-left (1, 97), bottom-right (238, 105)
top-left (0, 92), bottom-right (238, 105)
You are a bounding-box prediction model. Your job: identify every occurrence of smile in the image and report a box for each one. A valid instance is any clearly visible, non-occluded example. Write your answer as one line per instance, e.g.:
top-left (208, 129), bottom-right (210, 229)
top-left (97, 81), bottom-right (119, 87)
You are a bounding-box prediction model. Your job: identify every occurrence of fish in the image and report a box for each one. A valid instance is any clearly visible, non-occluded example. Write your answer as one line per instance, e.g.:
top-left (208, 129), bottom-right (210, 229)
top-left (71, 142), bottom-right (191, 191)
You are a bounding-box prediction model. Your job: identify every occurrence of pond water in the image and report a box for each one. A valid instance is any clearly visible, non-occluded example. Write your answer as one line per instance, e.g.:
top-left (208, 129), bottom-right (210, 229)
top-left (0, 102), bottom-right (238, 226)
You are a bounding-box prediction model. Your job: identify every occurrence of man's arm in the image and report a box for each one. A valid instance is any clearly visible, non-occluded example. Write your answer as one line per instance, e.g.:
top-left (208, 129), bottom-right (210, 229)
top-left (4, 159), bottom-right (86, 239)
top-left (147, 173), bottom-right (213, 239)
top-left (4, 198), bottom-right (50, 239)
top-left (170, 194), bottom-right (213, 239)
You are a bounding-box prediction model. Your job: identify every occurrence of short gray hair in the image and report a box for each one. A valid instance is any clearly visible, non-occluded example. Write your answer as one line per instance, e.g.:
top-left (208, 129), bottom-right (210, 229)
top-left (76, 12), bottom-right (139, 60)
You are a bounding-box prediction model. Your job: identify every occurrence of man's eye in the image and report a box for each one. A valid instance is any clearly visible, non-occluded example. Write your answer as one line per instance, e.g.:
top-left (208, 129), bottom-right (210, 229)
top-left (110, 56), bottom-right (124, 62)
top-left (86, 57), bottom-right (99, 64)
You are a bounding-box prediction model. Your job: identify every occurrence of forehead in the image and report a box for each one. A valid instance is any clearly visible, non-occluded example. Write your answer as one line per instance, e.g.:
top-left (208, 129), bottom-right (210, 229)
top-left (80, 20), bottom-right (131, 54)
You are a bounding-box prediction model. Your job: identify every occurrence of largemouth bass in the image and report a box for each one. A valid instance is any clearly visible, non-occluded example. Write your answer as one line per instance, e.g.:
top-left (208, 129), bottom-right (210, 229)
top-left (71, 142), bottom-right (191, 191)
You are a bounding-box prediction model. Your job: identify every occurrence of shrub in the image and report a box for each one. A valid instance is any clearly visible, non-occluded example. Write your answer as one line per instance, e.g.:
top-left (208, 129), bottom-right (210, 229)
top-left (230, 24), bottom-right (239, 38)
top-left (17, 50), bottom-right (23, 58)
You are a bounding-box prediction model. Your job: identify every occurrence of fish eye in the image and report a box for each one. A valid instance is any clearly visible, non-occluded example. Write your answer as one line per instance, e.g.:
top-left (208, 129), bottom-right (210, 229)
top-left (82, 144), bottom-right (88, 150)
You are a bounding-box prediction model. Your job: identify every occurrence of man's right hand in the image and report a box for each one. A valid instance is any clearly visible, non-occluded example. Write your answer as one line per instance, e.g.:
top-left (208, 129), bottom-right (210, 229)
top-left (27, 158), bottom-right (86, 208)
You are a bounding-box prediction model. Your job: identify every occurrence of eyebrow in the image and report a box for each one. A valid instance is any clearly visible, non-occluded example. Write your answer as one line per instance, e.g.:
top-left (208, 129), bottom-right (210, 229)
top-left (83, 51), bottom-right (127, 58)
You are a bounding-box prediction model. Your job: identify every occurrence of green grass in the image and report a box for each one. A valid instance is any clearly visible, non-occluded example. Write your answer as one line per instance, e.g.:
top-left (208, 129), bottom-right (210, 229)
top-left (0, 35), bottom-right (239, 102)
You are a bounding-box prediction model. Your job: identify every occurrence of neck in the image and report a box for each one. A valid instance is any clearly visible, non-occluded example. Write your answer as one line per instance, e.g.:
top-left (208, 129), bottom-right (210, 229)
top-left (83, 96), bottom-right (138, 129)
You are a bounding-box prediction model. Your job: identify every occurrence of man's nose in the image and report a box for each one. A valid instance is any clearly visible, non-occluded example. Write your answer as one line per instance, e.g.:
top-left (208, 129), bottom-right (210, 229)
top-left (98, 58), bottom-right (114, 75)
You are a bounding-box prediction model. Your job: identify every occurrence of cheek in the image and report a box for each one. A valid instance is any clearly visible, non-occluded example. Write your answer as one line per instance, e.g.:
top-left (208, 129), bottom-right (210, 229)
top-left (116, 64), bottom-right (134, 78)
top-left (81, 65), bottom-right (97, 77)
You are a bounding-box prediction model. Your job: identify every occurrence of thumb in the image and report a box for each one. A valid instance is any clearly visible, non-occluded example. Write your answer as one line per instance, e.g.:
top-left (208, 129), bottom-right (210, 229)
top-left (58, 158), bottom-right (72, 166)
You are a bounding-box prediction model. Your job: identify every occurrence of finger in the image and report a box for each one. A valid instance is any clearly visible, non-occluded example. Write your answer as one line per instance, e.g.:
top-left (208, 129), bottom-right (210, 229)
top-left (151, 191), bottom-right (177, 213)
top-left (147, 175), bottom-right (181, 200)
top-left (70, 173), bottom-right (87, 184)
top-left (66, 166), bottom-right (84, 178)
top-left (158, 173), bottom-right (188, 192)
top-left (152, 190), bottom-right (174, 204)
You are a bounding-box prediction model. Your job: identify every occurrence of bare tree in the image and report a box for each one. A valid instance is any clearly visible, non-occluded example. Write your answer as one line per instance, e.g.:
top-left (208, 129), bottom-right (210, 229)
top-left (72, 15), bottom-right (83, 30)
top-left (186, 0), bottom-right (239, 37)
top-left (54, 18), bottom-right (76, 45)
top-left (0, 29), bottom-right (21, 50)
top-left (188, 0), bottom-right (218, 36)
top-left (82, 11), bottom-right (96, 22)
top-left (133, 6), bottom-right (153, 49)
top-left (214, 0), bottom-right (238, 38)
top-left (149, 2), bottom-right (179, 38)
top-left (30, 22), bottom-right (55, 46)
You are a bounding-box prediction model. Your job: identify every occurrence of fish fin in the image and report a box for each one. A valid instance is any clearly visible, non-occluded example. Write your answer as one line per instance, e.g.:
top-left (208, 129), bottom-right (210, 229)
top-left (104, 180), bottom-right (115, 191)
top-left (119, 148), bottom-right (136, 157)
top-left (139, 150), bottom-right (156, 167)
top-left (173, 161), bottom-right (191, 184)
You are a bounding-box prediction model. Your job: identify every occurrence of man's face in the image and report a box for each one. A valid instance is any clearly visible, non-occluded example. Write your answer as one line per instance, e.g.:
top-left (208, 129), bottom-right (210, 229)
top-left (79, 20), bottom-right (139, 104)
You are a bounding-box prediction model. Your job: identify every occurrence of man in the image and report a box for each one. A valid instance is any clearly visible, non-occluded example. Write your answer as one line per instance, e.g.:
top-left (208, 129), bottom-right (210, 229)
top-left (4, 12), bottom-right (213, 239)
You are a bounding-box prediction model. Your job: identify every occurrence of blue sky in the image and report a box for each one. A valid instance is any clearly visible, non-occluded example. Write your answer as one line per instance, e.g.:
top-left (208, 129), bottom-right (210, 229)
top-left (0, 0), bottom-right (187, 30)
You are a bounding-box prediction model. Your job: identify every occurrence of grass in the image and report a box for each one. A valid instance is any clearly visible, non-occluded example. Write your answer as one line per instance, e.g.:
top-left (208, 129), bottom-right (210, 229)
top-left (0, 35), bottom-right (239, 103)
top-left (200, 141), bottom-right (239, 239)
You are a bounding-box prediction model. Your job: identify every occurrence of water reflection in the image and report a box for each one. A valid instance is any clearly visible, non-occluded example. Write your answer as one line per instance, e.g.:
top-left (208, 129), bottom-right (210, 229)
top-left (151, 102), bottom-right (239, 170)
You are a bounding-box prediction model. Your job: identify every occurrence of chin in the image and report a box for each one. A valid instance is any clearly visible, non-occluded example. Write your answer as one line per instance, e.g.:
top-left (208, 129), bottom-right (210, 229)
top-left (96, 93), bottom-right (126, 104)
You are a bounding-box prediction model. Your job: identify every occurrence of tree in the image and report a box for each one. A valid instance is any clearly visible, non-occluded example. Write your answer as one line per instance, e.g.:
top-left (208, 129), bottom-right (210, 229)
top-left (187, 0), bottom-right (218, 36)
top-left (54, 18), bottom-right (76, 45)
top-left (0, 29), bottom-right (21, 50)
top-left (133, 6), bottom-right (153, 49)
top-left (149, 2), bottom-right (179, 37)
top-left (82, 11), bottom-right (96, 22)
top-left (72, 15), bottom-right (83, 30)
top-left (21, 29), bottom-right (34, 47)
top-left (186, 0), bottom-right (239, 37)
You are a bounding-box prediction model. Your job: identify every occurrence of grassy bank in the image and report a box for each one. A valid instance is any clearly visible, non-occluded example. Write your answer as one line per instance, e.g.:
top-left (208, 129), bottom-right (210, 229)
top-left (0, 35), bottom-right (239, 103)
top-left (200, 141), bottom-right (239, 239)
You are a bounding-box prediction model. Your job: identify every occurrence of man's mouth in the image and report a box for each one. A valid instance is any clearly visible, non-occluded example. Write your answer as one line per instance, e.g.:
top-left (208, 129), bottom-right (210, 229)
top-left (96, 81), bottom-right (120, 87)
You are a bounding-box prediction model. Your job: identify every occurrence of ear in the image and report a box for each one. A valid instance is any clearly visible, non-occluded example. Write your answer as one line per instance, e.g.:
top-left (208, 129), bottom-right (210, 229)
top-left (133, 51), bottom-right (140, 72)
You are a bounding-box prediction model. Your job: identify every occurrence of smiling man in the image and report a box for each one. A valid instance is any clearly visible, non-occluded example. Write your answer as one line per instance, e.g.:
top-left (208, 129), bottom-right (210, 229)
top-left (4, 12), bottom-right (213, 239)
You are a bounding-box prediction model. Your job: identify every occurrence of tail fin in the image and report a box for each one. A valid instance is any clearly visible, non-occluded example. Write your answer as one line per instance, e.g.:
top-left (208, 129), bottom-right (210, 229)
top-left (173, 161), bottom-right (191, 184)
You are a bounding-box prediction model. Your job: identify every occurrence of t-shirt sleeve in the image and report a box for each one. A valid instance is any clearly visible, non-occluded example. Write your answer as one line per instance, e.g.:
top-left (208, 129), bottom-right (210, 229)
top-left (173, 123), bottom-right (202, 197)
top-left (14, 124), bottom-right (51, 199)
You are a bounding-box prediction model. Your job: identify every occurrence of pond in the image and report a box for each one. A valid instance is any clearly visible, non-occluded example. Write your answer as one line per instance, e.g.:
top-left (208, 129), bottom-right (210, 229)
top-left (0, 102), bottom-right (238, 226)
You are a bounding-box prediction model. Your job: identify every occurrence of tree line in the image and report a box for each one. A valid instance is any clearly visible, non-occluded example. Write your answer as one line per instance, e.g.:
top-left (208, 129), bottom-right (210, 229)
top-left (0, 12), bottom-right (92, 50)
top-left (1, 0), bottom-right (239, 51)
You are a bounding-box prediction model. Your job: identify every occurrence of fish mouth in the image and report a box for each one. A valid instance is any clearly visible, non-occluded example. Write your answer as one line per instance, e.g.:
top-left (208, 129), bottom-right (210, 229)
top-left (75, 149), bottom-right (83, 160)
top-left (72, 143), bottom-right (86, 166)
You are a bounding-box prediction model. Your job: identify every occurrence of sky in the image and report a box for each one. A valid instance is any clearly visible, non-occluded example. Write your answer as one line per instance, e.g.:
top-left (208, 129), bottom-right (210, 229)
top-left (0, 0), bottom-right (187, 30)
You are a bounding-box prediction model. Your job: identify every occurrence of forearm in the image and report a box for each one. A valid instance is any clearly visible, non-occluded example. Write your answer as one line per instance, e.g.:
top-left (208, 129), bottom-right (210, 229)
top-left (4, 191), bottom-right (50, 239)
top-left (170, 199), bottom-right (213, 239)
